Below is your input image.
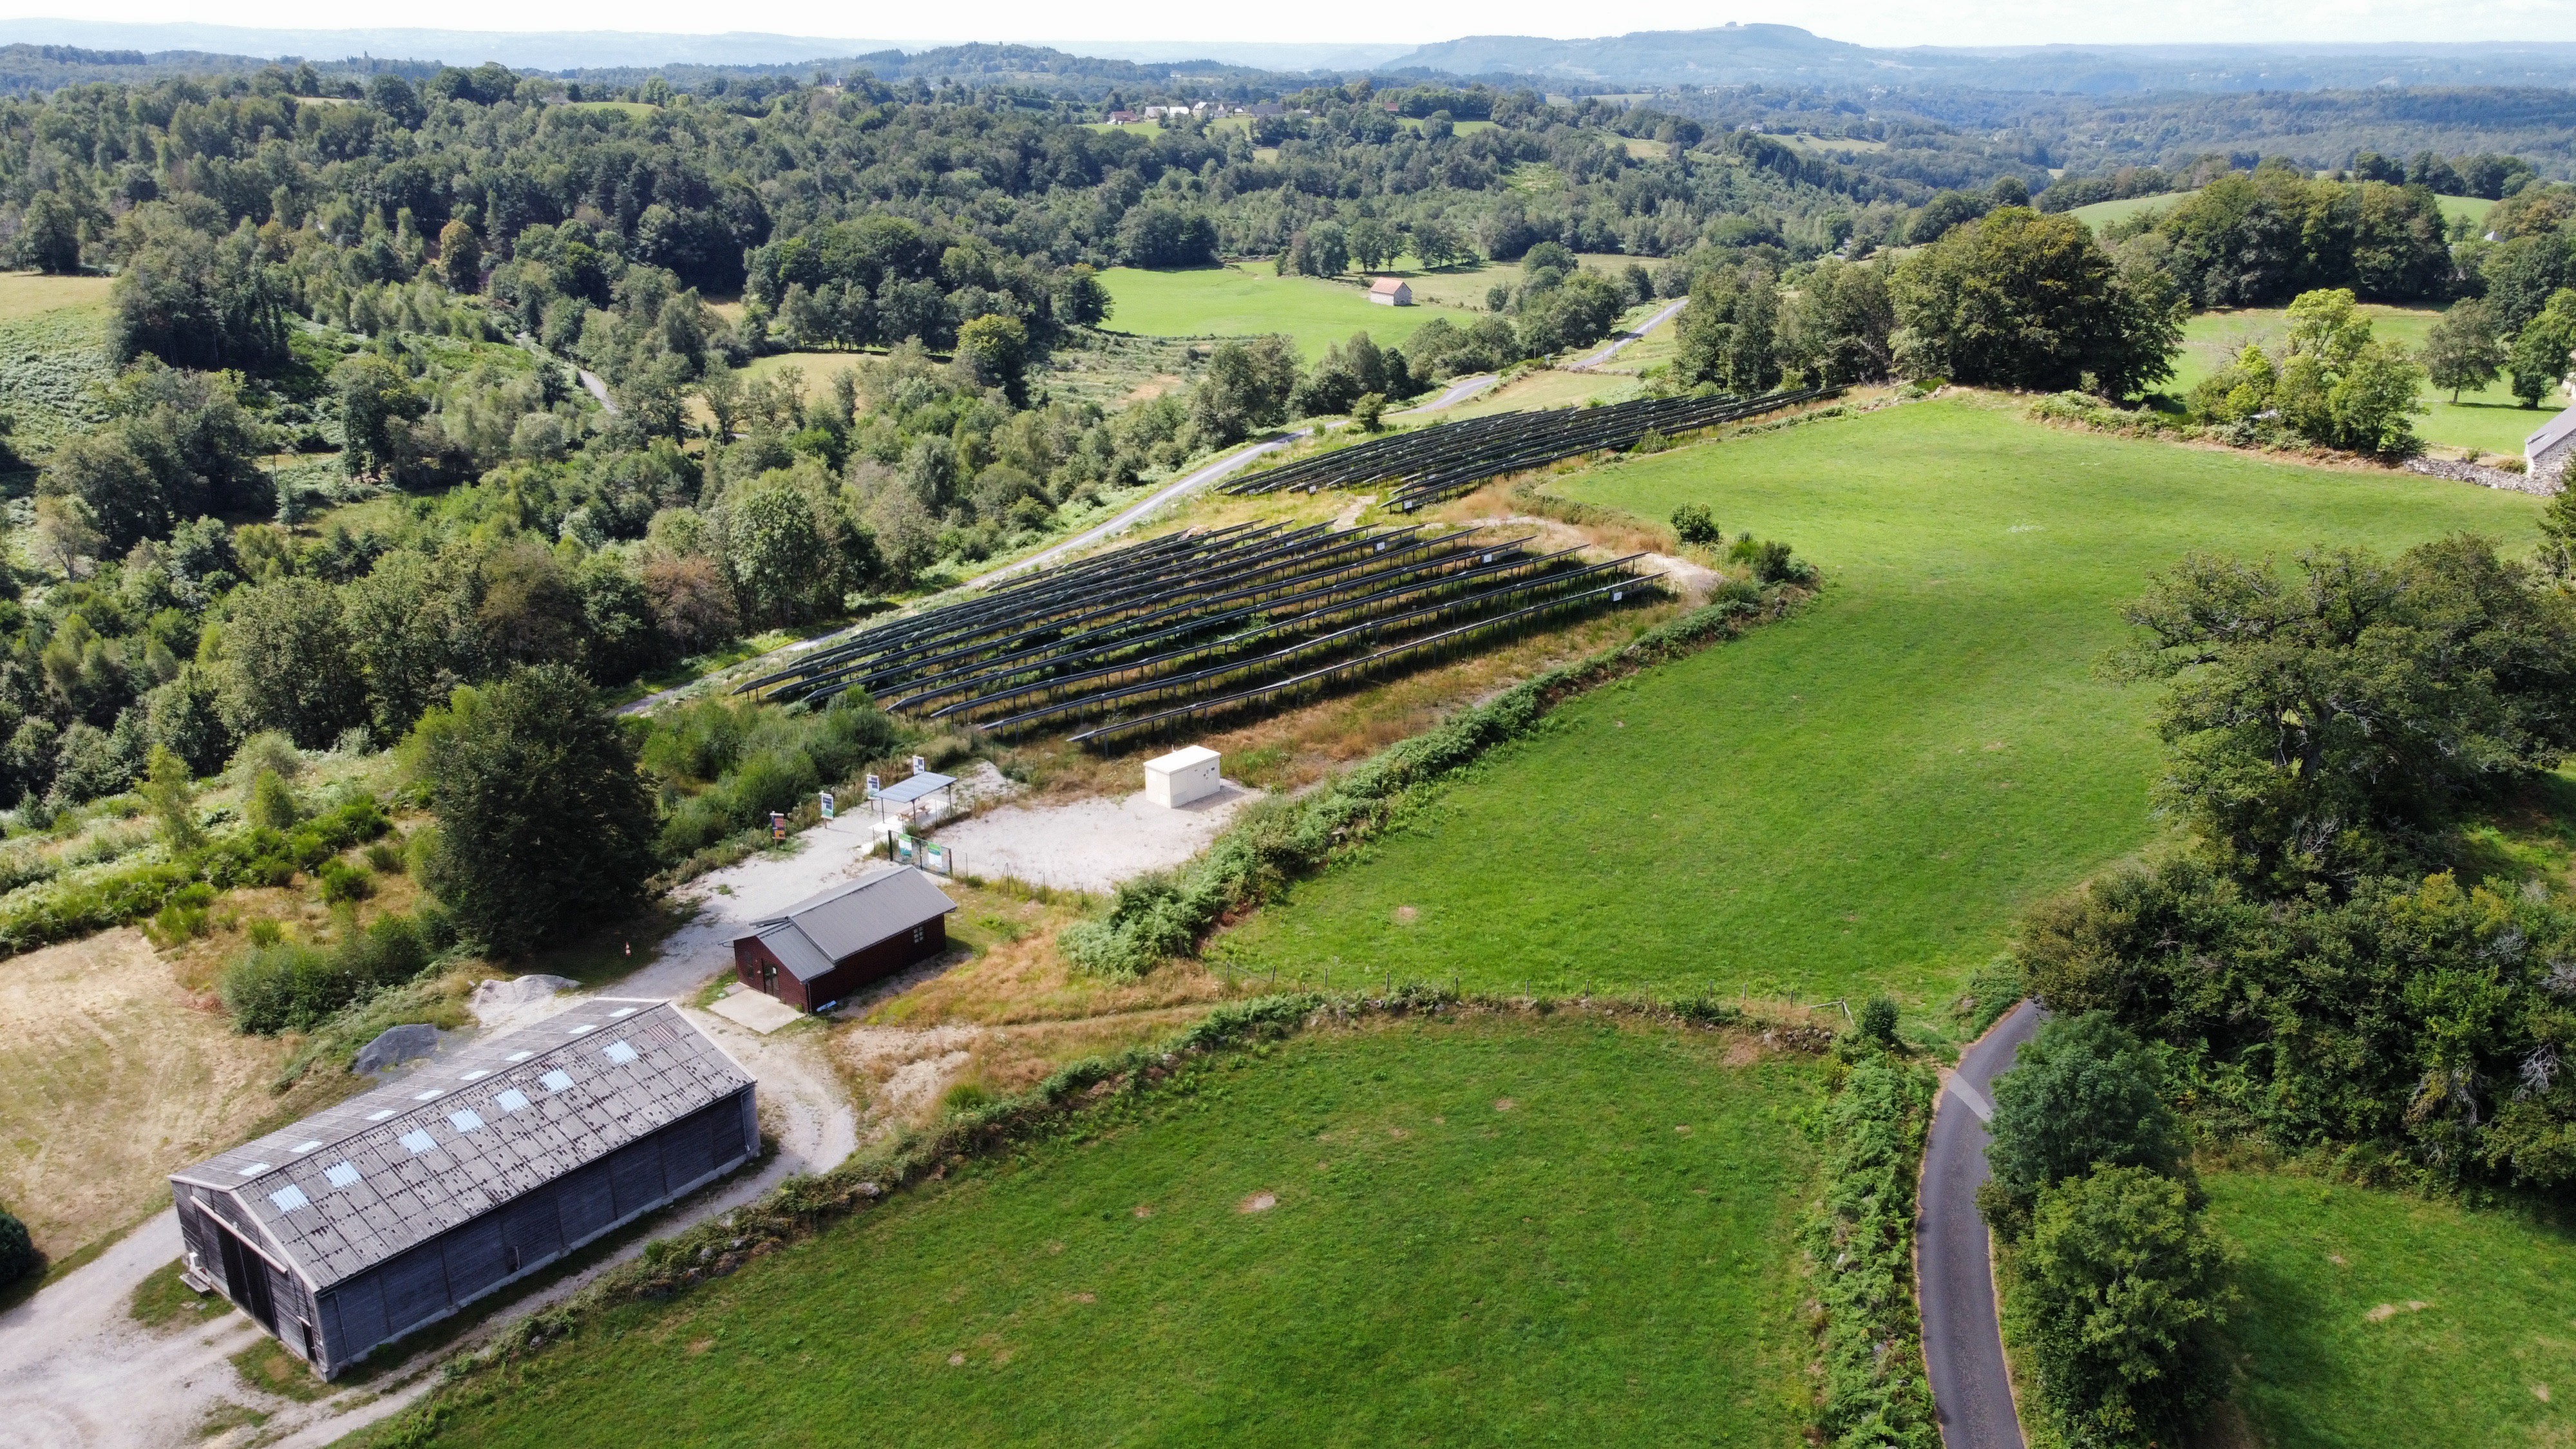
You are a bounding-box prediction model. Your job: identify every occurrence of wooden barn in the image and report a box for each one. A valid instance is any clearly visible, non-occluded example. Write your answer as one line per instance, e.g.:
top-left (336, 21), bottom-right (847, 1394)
top-left (167, 1000), bottom-right (755, 1379)
top-left (732, 867), bottom-right (959, 1011)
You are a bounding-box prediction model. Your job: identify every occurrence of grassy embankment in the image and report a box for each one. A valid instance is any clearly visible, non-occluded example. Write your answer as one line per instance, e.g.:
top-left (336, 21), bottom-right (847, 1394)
top-left (1212, 397), bottom-right (2539, 1014)
top-left (365, 1014), bottom-right (1824, 1447)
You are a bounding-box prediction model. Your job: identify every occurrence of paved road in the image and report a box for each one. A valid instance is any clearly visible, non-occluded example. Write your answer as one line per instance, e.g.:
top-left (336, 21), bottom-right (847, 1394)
top-left (1389, 372), bottom-right (1498, 416)
top-left (1567, 297), bottom-right (1687, 372)
top-left (1920, 999), bottom-right (2041, 1449)
top-left (576, 367), bottom-right (617, 414)
top-left (611, 426), bottom-right (1321, 715)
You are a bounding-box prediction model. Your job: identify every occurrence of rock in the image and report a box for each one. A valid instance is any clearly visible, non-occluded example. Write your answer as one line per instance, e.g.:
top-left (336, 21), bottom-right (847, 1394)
top-left (352, 1023), bottom-right (440, 1075)
top-left (468, 974), bottom-right (578, 1024)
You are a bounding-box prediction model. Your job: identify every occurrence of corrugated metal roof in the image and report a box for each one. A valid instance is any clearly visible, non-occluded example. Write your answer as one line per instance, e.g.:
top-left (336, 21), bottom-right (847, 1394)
top-left (875, 772), bottom-right (956, 804)
top-left (746, 867), bottom-right (958, 981)
top-left (170, 1000), bottom-right (750, 1288)
top-left (2528, 401), bottom-right (2576, 459)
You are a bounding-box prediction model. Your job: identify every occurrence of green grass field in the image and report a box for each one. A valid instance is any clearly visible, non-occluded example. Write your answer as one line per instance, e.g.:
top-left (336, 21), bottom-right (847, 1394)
top-left (0, 272), bottom-right (116, 458)
top-left (2208, 1171), bottom-right (2575, 1448)
top-left (2173, 305), bottom-right (2544, 457)
top-left (2069, 191), bottom-right (2491, 233)
top-left (390, 1015), bottom-right (1823, 1448)
top-left (1213, 399), bottom-right (2539, 1010)
top-left (1097, 265), bottom-right (1461, 360)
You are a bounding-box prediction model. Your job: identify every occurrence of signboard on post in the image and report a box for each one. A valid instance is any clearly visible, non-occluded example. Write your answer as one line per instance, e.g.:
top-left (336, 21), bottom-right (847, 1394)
top-left (769, 811), bottom-right (787, 842)
top-left (819, 790), bottom-right (835, 821)
top-left (909, 755), bottom-right (927, 775)
top-left (864, 773), bottom-right (881, 799)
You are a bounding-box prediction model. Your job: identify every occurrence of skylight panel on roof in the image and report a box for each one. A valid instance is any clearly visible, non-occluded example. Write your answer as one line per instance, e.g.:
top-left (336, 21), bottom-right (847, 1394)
top-left (495, 1088), bottom-right (531, 1113)
top-left (399, 1130), bottom-right (437, 1155)
top-left (291, 1141), bottom-right (323, 1153)
top-left (413, 1089), bottom-right (444, 1101)
top-left (269, 1185), bottom-right (311, 1212)
top-left (540, 1070), bottom-right (574, 1092)
top-left (461, 1070), bottom-right (489, 1081)
top-left (235, 1162), bottom-right (273, 1176)
top-left (608, 1007), bottom-right (638, 1018)
top-left (567, 1023), bottom-right (598, 1034)
top-left (603, 1041), bottom-right (639, 1066)
top-left (324, 1162), bottom-right (361, 1189)
top-left (448, 1110), bottom-right (486, 1133)
top-left (506, 1050), bottom-right (535, 1062)
top-left (367, 1109), bottom-right (397, 1121)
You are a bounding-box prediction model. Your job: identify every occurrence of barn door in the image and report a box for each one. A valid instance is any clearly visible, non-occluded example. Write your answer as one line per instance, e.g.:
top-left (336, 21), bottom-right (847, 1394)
top-left (215, 1220), bottom-right (278, 1331)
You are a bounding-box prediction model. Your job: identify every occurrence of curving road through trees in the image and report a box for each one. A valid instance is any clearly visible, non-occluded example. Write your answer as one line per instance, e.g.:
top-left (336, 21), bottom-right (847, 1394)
top-left (1919, 999), bottom-right (2040, 1449)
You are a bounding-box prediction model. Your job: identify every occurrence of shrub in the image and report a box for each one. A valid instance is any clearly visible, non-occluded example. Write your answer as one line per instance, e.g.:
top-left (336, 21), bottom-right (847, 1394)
top-left (2009, 1166), bottom-right (2239, 1448)
top-left (246, 768), bottom-right (300, 831)
top-left (364, 840), bottom-right (404, 874)
top-left (1670, 502), bottom-right (1720, 545)
top-left (218, 906), bottom-right (448, 1034)
top-left (1855, 993), bottom-right (1900, 1046)
top-left (0, 1203), bottom-right (33, 1283)
top-left (317, 859), bottom-right (374, 904)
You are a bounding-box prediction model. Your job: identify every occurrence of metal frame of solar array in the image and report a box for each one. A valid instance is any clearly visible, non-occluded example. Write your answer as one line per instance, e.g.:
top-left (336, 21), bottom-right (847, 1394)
top-left (1224, 386), bottom-right (1840, 510)
top-left (738, 524), bottom-right (1666, 745)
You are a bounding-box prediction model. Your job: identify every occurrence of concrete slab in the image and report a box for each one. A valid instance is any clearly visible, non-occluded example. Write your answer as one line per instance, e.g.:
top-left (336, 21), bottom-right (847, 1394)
top-left (708, 990), bottom-right (804, 1035)
top-left (927, 781), bottom-right (1264, 893)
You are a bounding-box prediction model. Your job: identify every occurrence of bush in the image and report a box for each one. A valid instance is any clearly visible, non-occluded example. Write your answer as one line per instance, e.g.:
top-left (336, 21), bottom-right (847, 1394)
top-left (246, 768), bottom-right (300, 830)
top-left (1671, 502), bottom-right (1720, 546)
top-left (317, 859), bottom-right (374, 904)
top-left (0, 1203), bottom-right (32, 1283)
top-left (2009, 1166), bottom-right (2239, 1448)
top-left (1855, 993), bottom-right (1900, 1046)
top-left (218, 906), bottom-right (448, 1034)
top-left (364, 840), bottom-right (404, 874)
top-left (646, 695), bottom-right (905, 861)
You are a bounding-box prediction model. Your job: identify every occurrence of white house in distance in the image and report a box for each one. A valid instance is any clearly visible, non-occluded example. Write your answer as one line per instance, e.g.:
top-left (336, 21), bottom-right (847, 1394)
top-left (1368, 277), bottom-right (1414, 307)
top-left (2527, 401), bottom-right (2576, 489)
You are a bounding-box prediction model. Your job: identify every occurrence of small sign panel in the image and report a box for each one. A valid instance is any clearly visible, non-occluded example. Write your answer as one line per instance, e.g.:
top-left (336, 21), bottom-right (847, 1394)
top-left (865, 773), bottom-right (881, 797)
top-left (770, 811), bottom-right (788, 842)
top-left (910, 755), bottom-right (927, 773)
top-left (819, 790), bottom-right (835, 820)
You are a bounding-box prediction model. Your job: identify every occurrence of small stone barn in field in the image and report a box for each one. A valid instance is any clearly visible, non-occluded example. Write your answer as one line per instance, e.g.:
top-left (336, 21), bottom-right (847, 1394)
top-left (733, 866), bottom-right (959, 1011)
top-left (168, 999), bottom-right (755, 1378)
top-left (1368, 276), bottom-right (1414, 306)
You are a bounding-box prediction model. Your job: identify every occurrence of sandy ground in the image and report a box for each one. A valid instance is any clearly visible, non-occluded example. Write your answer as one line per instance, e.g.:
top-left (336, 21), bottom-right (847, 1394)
top-left (0, 930), bottom-right (298, 1264)
top-left (926, 782), bottom-right (1265, 893)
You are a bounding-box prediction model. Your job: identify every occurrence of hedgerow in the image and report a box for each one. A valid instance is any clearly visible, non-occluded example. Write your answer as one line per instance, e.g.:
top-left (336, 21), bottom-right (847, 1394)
top-left (1059, 580), bottom-right (1803, 977)
top-left (1804, 1052), bottom-right (1940, 1448)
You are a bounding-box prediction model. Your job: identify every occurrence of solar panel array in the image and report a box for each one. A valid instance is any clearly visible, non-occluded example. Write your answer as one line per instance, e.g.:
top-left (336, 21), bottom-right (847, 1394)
top-left (173, 1000), bottom-right (752, 1288)
top-left (1226, 387), bottom-right (1839, 509)
top-left (740, 522), bottom-right (1664, 746)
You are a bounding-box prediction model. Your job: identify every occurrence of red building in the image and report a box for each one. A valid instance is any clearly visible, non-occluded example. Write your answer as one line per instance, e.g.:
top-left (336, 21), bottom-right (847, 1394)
top-left (732, 868), bottom-right (958, 1012)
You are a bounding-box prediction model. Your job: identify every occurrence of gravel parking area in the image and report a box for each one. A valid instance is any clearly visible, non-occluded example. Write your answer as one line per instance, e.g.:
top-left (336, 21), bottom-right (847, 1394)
top-left (929, 782), bottom-right (1265, 893)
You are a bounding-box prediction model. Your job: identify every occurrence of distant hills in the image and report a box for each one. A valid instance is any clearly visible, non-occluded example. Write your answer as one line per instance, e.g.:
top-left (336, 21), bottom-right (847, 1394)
top-left (5, 17), bottom-right (2576, 97)
top-left (1385, 24), bottom-right (2576, 93)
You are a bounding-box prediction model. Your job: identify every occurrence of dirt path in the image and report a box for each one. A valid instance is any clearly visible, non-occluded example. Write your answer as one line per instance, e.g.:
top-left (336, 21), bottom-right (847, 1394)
top-left (1567, 298), bottom-right (1686, 373)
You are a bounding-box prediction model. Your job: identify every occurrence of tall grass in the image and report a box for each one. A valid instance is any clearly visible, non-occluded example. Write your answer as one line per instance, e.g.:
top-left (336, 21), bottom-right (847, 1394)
top-left (218, 905), bottom-right (457, 1035)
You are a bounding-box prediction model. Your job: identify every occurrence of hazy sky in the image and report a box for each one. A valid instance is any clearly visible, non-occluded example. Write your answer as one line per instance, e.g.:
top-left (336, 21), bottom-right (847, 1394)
top-left (8, 0), bottom-right (2576, 48)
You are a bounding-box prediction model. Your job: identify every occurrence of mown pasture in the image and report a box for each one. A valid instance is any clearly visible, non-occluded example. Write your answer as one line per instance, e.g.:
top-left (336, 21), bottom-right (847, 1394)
top-left (377, 1014), bottom-right (1823, 1448)
top-left (1213, 399), bottom-right (2539, 1012)
top-left (2207, 1171), bottom-right (2575, 1448)
top-left (0, 270), bottom-right (117, 457)
top-left (1097, 265), bottom-right (1456, 359)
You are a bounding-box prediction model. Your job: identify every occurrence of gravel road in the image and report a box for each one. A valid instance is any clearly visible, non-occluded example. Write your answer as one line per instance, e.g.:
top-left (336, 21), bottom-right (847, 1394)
top-left (1919, 999), bottom-right (2040, 1449)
